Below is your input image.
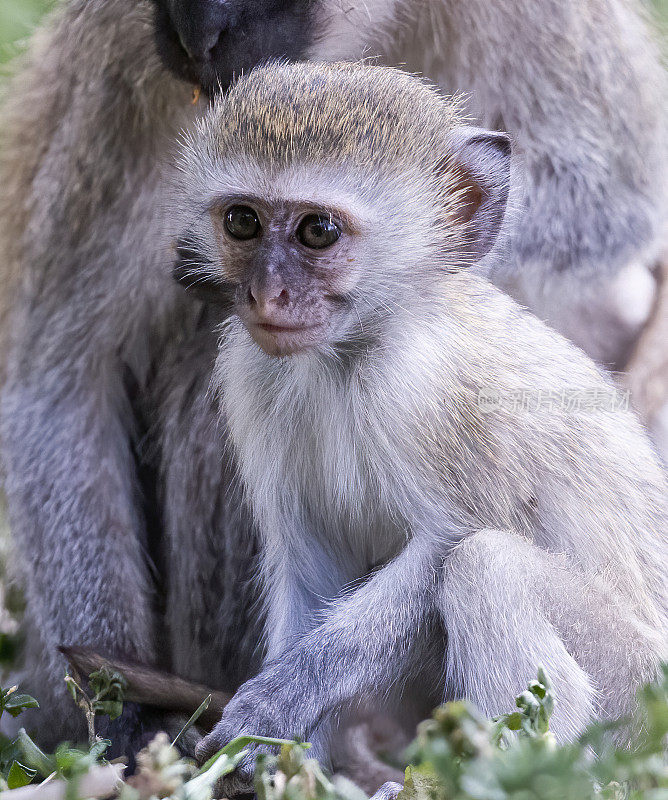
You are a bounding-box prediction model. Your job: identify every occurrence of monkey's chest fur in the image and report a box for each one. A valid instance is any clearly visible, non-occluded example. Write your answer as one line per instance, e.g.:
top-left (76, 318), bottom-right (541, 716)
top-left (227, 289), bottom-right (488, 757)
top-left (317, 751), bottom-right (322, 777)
top-left (221, 339), bottom-right (413, 576)
top-left (219, 327), bottom-right (538, 585)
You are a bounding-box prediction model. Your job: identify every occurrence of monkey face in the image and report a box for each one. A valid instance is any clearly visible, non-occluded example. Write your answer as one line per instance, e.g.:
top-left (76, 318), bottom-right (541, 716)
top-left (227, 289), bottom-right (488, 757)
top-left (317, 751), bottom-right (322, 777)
top-left (199, 195), bottom-right (370, 357)
top-left (173, 159), bottom-right (441, 358)
top-left (149, 0), bottom-right (316, 93)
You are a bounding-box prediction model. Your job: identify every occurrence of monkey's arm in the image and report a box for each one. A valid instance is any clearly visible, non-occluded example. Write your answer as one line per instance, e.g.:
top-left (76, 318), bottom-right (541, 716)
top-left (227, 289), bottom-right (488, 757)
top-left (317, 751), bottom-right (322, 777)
top-left (424, 0), bottom-right (665, 366)
top-left (195, 536), bottom-right (439, 767)
top-left (197, 526), bottom-right (664, 795)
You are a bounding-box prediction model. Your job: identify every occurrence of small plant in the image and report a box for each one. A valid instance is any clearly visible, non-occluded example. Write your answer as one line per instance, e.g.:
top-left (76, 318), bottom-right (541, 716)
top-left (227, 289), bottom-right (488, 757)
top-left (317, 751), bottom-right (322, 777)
top-left (66, 666), bottom-right (127, 743)
top-left (0, 666), bottom-right (665, 800)
top-left (0, 685), bottom-right (39, 789)
top-left (491, 667), bottom-right (556, 746)
top-left (120, 734), bottom-right (302, 800)
top-left (18, 730), bottom-right (110, 779)
top-left (0, 672), bottom-right (119, 793)
top-left (255, 739), bottom-right (366, 800)
top-left (401, 666), bottom-right (668, 800)
top-left (0, 685), bottom-right (39, 721)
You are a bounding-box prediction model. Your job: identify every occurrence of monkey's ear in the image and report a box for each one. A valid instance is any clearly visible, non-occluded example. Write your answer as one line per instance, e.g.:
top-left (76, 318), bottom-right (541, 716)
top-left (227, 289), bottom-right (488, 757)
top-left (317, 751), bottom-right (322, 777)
top-left (447, 127), bottom-right (512, 262)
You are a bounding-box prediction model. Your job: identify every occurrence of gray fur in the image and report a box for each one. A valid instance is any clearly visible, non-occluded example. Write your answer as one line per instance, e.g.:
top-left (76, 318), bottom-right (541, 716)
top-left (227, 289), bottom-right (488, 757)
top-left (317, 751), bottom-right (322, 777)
top-left (184, 63), bottom-right (668, 790)
top-left (370, 784), bottom-right (403, 800)
top-left (0, 0), bottom-right (261, 750)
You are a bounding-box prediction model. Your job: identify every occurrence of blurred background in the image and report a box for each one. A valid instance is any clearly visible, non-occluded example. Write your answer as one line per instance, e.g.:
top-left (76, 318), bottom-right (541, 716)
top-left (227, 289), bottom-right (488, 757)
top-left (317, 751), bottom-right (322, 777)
top-left (0, 0), bottom-right (53, 69)
top-left (0, 0), bottom-right (667, 76)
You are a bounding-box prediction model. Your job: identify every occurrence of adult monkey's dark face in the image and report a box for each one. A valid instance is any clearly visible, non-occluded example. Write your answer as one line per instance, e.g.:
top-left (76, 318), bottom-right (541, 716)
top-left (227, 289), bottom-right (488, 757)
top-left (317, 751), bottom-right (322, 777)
top-left (151, 0), bottom-right (316, 94)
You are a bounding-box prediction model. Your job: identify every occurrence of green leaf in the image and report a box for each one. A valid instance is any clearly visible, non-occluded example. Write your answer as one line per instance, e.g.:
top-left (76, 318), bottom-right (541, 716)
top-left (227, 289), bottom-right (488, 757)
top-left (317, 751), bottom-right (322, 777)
top-left (184, 751), bottom-right (246, 800)
top-left (89, 668), bottom-right (126, 701)
top-left (197, 735), bottom-right (301, 774)
top-left (7, 761), bottom-right (36, 788)
top-left (398, 765), bottom-right (444, 800)
top-left (0, 734), bottom-right (23, 772)
top-left (503, 711), bottom-right (523, 731)
top-left (88, 739), bottom-right (111, 762)
top-left (528, 680), bottom-right (546, 699)
top-left (52, 740), bottom-right (110, 780)
top-left (93, 700), bottom-right (123, 721)
top-left (17, 729), bottom-right (55, 778)
top-left (65, 675), bottom-right (78, 702)
top-left (4, 694), bottom-right (40, 718)
top-left (172, 694), bottom-right (212, 749)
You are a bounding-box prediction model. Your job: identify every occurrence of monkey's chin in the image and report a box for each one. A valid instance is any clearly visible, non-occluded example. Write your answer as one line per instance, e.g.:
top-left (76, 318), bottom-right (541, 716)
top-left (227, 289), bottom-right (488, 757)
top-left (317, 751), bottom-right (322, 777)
top-left (246, 322), bottom-right (327, 357)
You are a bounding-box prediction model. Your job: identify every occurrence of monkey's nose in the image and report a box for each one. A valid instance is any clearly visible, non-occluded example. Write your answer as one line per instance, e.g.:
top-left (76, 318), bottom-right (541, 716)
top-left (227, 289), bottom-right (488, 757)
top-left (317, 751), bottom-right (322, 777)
top-left (175, 1), bottom-right (229, 62)
top-left (248, 283), bottom-right (290, 311)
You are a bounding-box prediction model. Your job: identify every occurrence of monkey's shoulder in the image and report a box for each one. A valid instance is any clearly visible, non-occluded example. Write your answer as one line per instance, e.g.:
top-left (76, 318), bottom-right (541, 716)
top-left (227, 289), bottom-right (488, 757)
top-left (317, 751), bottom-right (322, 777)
top-left (372, 274), bottom-right (662, 475)
top-left (381, 275), bottom-right (605, 407)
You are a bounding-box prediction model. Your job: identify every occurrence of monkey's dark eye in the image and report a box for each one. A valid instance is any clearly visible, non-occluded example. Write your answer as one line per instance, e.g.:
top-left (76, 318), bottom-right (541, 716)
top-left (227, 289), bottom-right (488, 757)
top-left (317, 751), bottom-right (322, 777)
top-left (297, 214), bottom-right (341, 250)
top-left (225, 205), bottom-right (261, 240)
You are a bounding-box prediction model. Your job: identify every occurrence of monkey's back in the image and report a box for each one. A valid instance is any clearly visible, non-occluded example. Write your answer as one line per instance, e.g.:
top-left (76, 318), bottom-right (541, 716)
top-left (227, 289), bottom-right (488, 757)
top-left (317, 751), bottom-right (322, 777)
top-left (380, 274), bottom-right (667, 627)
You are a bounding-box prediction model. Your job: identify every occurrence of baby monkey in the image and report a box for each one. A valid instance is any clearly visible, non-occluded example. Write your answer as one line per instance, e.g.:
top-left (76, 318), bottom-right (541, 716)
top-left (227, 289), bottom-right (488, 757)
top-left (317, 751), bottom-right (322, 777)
top-left (174, 63), bottom-right (667, 796)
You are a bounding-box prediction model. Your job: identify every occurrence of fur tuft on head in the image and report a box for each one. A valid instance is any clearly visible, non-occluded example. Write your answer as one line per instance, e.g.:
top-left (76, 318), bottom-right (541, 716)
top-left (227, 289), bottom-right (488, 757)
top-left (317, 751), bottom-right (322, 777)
top-left (203, 61), bottom-right (464, 174)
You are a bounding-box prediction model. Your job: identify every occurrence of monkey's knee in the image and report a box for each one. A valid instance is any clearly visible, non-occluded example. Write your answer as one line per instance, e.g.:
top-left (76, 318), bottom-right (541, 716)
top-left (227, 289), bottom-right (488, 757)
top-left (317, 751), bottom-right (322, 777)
top-left (500, 263), bottom-right (656, 368)
top-left (448, 528), bottom-right (513, 560)
top-left (444, 528), bottom-right (533, 583)
top-left (439, 530), bottom-right (596, 740)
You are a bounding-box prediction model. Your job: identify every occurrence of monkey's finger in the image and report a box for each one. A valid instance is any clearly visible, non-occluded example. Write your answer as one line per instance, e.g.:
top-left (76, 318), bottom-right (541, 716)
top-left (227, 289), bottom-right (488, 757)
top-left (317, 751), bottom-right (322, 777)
top-left (194, 733), bottom-right (219, 765)
top-left (195, 726), bottom-right (252, 766)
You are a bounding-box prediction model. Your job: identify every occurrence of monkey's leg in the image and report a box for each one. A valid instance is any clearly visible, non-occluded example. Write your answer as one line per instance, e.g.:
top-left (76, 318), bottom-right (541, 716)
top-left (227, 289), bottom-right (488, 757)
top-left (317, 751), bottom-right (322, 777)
top-left (1, 368), bottom-right (157, 751)
top-left (439, 529), bottom-right (665, 742)
top-left (497, 261), bottom-right (658, 371)
top-left (439, 530), bottom-right (595, 740)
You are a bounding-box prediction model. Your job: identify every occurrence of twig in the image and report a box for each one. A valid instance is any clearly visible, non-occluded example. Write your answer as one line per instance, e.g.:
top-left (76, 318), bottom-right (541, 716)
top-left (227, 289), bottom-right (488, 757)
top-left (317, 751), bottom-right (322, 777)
top-left (59, 647), bottom-right (230, 730)
top-left (63, 672), bottom-right (96, 745)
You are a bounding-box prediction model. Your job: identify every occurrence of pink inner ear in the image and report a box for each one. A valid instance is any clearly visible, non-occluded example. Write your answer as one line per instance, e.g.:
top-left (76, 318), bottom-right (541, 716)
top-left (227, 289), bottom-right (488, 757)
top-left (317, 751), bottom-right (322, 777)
top-left (452, 167), bottom-right (486, 227)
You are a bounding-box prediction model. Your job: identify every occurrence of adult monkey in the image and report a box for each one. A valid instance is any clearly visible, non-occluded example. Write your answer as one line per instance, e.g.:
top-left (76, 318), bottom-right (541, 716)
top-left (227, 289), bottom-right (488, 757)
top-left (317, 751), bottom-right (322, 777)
top-left (0, 0), bottom-right (664, 752)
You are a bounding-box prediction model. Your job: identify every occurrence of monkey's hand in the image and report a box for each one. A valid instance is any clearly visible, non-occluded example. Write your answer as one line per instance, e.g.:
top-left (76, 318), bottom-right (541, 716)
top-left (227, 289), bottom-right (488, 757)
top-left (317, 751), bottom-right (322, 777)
top-left (196, 537), bottom-right (436, 794)
top-left (195, 678), bottom-right (294, 795)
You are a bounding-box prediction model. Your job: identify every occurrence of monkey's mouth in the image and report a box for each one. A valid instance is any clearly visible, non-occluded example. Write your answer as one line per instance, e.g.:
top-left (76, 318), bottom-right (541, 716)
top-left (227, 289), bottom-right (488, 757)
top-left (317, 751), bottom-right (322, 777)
top-left (257, 322), bottom-right (319, 334)
top-left (246, 320), bottom-right (326, 356)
